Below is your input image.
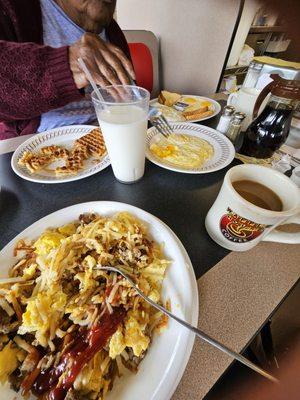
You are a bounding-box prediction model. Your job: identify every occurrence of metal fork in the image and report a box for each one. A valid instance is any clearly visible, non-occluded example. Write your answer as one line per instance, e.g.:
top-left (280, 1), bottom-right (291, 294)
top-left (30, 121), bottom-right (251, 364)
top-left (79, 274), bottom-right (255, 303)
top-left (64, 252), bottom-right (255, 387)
top-left (148, 107), bottom-right (191, 157)
top-left (98, 265), bottom-right (278, 384)
top-left (148, 107), bottom-right (174, 139)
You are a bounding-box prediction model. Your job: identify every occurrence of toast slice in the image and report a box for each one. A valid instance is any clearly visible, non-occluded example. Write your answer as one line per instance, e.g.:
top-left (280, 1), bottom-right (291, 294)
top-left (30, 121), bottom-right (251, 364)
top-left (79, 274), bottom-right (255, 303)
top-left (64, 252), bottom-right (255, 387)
top-left (158, 90), bottom-right (181, 107)
top-left (182, 104), bottom-right (208, 117)
top-left (75, 128), bottom-right (106, 158)
top-left (183, 109), bottom-right (214, 121)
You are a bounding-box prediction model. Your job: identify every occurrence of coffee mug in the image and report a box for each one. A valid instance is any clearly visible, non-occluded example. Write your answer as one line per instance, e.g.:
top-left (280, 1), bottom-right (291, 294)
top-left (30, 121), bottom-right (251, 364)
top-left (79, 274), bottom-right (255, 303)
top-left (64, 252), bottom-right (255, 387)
top-left (205, 164), bottom-right (300, 251)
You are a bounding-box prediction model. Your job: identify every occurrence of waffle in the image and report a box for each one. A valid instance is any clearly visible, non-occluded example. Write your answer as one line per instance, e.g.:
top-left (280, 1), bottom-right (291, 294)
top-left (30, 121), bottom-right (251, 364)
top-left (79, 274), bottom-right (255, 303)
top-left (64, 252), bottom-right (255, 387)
top-left (75, 128), bottom-right (106, 157)
top-left (55, 166), bottom-right (78, 176)
top-left (18, 128), bottom-right (106, 177)
top-left (41, 145), bottom-right (69, 159)
top-left (72, 144), bottom-right (89, 160)
top-left (55, 148), bottom-right (86, 176)
top-left (18, 151), bottom-right (53, 173)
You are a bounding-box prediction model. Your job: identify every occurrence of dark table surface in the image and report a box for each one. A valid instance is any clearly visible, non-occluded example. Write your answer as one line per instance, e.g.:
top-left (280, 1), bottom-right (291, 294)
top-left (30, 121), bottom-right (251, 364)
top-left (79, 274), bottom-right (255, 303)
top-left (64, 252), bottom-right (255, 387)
top-left (0, 108), bottom-right (235, 280)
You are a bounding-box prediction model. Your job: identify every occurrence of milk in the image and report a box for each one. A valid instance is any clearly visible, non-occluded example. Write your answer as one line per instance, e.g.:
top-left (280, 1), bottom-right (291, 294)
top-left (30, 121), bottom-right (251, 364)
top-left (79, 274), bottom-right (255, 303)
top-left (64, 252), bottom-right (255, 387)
top-left (97, 105), bottom-right (148, 183)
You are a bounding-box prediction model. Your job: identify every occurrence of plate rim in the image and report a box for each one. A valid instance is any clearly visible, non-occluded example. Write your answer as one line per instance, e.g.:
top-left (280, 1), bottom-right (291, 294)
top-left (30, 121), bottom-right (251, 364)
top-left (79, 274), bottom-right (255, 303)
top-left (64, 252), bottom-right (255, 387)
top-left (0, 201), bottom-right (199, 400)
top-left (150, 95), bottom-right (221, 123)
top-left (11, 125), bottom-right (110, 184)
top-left (146, 122), bottom-right (235, 174)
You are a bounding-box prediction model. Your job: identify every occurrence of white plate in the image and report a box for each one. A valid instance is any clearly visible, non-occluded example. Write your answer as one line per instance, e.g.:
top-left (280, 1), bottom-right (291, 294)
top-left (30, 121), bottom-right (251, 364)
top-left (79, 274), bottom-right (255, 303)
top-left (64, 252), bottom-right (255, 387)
top-left (11, 125), bottom-right (110, 184)
top-left (150, 95), bottom-right (221, 123)
top-left (0, 201), bottom-right (198, 400)
top-left (146, 123), bottom-right (235, 174)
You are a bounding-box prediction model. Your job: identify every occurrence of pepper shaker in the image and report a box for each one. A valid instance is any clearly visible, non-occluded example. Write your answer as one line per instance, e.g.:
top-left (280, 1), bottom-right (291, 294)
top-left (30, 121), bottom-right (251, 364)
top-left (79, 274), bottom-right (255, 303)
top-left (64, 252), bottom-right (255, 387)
top-left (226, 112), bottom-right (246, 151)
top-left (216, 105), bottom-right (235, 134)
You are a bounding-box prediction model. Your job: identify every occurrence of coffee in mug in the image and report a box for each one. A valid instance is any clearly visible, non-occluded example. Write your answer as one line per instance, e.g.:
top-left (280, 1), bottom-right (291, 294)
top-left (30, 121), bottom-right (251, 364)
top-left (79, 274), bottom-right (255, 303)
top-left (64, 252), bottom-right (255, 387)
top-left (205, 164), bottom-right (300, 251)
top-left (232, 180), bottom-right (283, 212)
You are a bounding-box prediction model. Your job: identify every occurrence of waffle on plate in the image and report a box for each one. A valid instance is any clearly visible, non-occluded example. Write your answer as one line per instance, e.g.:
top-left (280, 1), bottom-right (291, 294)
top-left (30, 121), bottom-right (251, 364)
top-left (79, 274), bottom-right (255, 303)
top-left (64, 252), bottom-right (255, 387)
top-left (75, 128), bottom-right (106, 158)
top-left (18, 151), bottom-right (54, 173)
top-left (18, 128), bottom-right (106, 177)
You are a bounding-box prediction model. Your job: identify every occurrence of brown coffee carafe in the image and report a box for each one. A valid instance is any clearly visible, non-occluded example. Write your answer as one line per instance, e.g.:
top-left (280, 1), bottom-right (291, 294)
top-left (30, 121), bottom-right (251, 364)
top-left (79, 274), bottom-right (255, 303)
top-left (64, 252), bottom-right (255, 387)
top-left (240, 75), bottom-right (300, 159)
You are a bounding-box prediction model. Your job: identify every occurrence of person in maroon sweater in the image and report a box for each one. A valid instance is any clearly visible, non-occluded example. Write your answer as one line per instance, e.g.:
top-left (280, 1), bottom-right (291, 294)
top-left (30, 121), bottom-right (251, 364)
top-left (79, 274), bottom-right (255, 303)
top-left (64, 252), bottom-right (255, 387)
top-left (0, 0), bottom-right (135, 139)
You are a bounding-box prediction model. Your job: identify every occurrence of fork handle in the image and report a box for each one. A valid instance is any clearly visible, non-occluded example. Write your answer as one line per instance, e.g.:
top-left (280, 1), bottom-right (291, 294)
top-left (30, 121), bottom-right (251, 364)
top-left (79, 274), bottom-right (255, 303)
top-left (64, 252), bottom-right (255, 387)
top-left (140, 288), bottom-right (278, 383)
top-left (99, 266), bottom-right (278, 384)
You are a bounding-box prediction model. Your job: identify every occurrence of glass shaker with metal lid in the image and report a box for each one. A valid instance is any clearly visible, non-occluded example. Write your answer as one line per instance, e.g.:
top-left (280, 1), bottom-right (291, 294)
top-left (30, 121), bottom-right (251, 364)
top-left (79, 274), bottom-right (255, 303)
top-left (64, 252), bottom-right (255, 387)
top-left (242, 61), bottom-right (264, 89)
top-left (216, 105), bottom-right (235, 134)
top-left (226, 112), bottom-right (246, 150)
top-left (240, 75), bottom-right (300, 159)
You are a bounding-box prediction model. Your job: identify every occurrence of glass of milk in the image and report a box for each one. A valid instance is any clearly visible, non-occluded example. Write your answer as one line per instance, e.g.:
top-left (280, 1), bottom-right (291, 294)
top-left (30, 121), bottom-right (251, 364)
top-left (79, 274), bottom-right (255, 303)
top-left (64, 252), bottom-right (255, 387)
top-left (91, 85), bottom-right (150, 183)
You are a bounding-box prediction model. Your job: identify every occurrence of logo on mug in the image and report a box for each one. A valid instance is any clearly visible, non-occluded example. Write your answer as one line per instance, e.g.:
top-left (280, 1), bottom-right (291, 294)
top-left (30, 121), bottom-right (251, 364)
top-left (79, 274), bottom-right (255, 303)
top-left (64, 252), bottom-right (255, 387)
top-left (220, 208), bottom-right (268, 243)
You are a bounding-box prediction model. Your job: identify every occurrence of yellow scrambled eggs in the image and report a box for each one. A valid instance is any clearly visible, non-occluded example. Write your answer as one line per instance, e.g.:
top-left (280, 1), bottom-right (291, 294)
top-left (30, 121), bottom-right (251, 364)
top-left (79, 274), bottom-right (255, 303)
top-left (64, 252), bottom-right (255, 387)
top-left (151, 133), bottom-right (214, 169)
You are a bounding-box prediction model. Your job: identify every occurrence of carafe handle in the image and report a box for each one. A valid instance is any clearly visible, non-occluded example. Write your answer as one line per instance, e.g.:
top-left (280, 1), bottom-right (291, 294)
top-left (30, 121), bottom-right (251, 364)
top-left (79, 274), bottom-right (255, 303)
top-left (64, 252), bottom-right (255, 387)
top-left (252, 74), bottom-right (279, 119)
top-left (227, 92), bottom-right (238, 107)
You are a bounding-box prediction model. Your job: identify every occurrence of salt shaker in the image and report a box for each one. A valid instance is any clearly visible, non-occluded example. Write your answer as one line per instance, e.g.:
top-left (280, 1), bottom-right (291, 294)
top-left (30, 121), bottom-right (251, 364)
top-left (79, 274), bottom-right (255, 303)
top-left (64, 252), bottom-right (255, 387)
top-left (216, 106), bottom-right (235, 134)
top-left (242, 61), bottom-right (263, 89)
top-left (226, 112), bottom-right (246, 151)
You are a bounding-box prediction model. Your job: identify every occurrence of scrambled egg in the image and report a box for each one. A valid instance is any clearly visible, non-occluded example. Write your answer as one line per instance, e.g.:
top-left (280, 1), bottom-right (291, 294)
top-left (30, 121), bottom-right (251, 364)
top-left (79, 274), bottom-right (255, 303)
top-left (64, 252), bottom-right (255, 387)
top-left (74, 255), bottom-right (98, 293)
top-left (19, 287), bottom-right (67, 347)
top-left (124, 311), bottom-right (150, 357)
top-left (109, 327), bottom-right (126, 359)
top-left (151, 144), bottom-right (176, 159)
top-left (34, 223), bottom-right (76, 256)
top-left (34, 231), bottom-right (65, 256)
top-left (0, 342), bottom-right (21, 384)
top-left (151, 133), bottom-right (214, 169)
top-left (109, 310), bottom-right (150, 359)
top-left (58, 223), bottom-right (76, 236)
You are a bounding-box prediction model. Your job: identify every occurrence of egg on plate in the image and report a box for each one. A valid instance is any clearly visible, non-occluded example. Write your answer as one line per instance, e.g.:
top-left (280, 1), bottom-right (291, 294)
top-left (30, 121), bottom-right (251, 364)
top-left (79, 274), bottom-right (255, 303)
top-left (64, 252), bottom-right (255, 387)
top-left (150, 134), bottom-right (214, 169)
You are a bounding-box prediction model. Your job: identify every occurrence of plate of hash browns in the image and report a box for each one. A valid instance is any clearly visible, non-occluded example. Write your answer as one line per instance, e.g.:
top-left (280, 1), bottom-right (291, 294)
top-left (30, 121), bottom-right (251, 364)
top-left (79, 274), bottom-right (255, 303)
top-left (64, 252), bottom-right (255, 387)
top-left (0, 201), bottom-right (198, 400)
top-left (11, 126), bottom-right (110, 184)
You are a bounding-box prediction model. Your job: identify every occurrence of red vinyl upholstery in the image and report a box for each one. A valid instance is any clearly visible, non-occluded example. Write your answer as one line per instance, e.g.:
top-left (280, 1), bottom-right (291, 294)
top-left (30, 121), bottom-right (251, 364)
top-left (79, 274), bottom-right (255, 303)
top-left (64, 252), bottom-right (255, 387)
top-left (128, 42), bottom-right (154, 93)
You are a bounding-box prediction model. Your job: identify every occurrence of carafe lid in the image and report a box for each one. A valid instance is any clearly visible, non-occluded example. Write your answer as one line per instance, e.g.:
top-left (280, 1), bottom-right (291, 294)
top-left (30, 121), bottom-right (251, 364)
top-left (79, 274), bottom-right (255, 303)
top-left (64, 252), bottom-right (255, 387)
top-left (272, 77), bottom-right (300, 100)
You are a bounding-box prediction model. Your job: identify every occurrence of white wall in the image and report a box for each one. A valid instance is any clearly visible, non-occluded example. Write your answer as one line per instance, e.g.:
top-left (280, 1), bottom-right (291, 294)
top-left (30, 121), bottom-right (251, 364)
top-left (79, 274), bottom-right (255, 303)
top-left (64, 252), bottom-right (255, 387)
top-left (117, 0), bottom-right (241, 95)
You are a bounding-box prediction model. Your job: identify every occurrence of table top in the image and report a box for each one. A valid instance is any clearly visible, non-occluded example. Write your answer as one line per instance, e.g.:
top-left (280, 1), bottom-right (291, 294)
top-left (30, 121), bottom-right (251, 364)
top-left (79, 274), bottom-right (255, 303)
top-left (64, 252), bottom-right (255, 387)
top-left (0, 111), bottom-right (232, 280)
top-left (0, 98), bottom-right (300, 400)
top-left (174, 242), bottom-right (300, 400)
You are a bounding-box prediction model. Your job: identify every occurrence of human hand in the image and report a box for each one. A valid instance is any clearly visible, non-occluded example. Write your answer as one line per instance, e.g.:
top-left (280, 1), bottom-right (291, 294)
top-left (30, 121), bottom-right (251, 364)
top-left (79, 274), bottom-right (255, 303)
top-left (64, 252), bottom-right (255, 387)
top-left (69, 33), bottom-right (135, 89)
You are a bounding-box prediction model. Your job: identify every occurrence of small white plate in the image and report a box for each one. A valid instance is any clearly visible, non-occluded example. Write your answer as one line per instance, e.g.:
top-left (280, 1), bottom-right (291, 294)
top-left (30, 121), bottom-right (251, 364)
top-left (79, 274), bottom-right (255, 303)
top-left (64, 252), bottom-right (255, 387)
top-left (11, 125), bottom-right (110, 184)
top-left (150, 95), bottom-right (221, 123)
top-left (146, 123), bottom-right (235, 174)
top-left (0, 201), bottom-right (198, 400)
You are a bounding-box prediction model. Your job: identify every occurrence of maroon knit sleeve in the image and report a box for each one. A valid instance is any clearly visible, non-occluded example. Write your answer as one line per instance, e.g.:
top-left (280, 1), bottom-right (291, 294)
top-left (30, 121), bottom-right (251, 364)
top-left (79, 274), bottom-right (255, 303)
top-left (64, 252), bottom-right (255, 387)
top-left (0, 41), bottom-right (83, 121)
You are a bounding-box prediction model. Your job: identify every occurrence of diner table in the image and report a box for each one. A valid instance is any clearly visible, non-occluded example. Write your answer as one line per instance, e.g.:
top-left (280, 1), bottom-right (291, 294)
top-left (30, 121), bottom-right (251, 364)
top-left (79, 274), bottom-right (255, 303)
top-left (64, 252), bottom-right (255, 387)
top-left (0, 96), bottom-right (299, 399)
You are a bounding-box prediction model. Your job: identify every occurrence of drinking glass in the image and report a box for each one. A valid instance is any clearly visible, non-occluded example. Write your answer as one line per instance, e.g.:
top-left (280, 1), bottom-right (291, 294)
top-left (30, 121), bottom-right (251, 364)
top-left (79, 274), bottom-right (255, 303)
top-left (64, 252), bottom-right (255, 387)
top-left (92, 85), bottom-right (150, 183)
